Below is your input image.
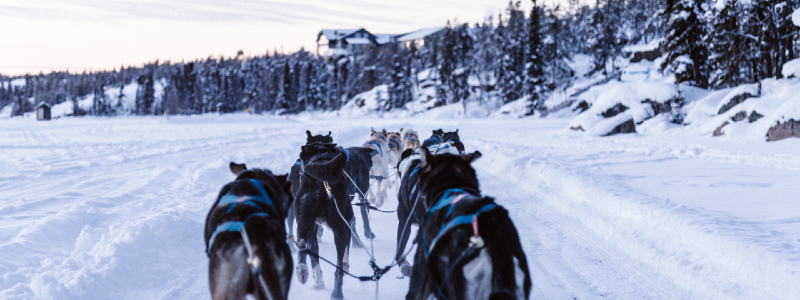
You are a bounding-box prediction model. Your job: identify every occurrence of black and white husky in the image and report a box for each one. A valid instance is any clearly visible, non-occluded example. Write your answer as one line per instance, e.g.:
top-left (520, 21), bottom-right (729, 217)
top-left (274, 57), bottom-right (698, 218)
top-left (394, 131), bottom-right (463, 277)
top-left (294, 143), bottom-right (372, 300)
top-left (287, 130), bottom-right (334, 249)
top-left (406, 147), bottom-right (531, 300)
top-left (205, 163), bottom-right (294, 300)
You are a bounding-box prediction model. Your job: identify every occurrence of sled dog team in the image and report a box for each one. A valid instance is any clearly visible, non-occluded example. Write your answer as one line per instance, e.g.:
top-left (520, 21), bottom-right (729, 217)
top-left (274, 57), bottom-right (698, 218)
top-left (204, 128), bottom-right (531, 300)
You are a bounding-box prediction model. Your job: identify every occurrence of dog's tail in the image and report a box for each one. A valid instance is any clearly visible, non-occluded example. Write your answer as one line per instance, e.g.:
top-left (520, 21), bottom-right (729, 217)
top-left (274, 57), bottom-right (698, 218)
top-left (303, 150), bottom-right (347, 183)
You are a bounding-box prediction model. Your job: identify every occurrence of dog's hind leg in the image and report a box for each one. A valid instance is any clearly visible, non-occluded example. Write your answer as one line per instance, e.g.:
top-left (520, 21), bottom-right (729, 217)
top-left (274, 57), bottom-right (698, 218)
top-left (360, 204), bottom-right (375, 240)
top-left (309, 223), bottom-right (326, 290)
top-left (395, 203), bottom-right (413, 277)
top-left (350, 217), bottom-right (363, 248)
top-left (287, 205), bottom-right (297, 252)
top-left (331, 222), bottom-right (349, 300)
top-left (209, 244), bottom-right (249, 300)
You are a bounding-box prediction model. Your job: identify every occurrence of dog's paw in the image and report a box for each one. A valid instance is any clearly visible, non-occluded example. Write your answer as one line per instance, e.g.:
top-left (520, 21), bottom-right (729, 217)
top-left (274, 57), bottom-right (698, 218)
top-left (296, 264), bottom-right (309, 284)
top-left (400, 262), bottom-right (412, 277)
top-left (311, 280), bottom-right (326, 290)
top-left (365, 231), bottom-right (376, 240)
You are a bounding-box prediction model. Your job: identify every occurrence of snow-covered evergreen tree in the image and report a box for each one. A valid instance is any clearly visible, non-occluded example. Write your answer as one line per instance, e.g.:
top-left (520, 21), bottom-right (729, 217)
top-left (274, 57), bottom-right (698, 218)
top-left (388, 52), bottom-right (413, 110)
top-left (497, 1), bottom-right (527, 103)
top-left (708, 0), bottom-right (746, 88)
top-left (525, 0), bottom-right (547, 115)
top-left (661, 0), bottom-right (709, 88)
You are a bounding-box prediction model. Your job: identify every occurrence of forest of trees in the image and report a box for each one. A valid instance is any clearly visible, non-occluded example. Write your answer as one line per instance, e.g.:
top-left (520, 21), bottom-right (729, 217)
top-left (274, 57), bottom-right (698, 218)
top-left (1, 0), bottom-right (798, 118)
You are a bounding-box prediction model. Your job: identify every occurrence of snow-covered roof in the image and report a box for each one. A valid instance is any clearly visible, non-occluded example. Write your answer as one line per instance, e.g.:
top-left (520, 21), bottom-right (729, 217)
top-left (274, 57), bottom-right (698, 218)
top-left (373, 34), bottom-right (396, 45)
top-left (622, 38), bottom-right (665, 53)
top-left (345, 38), bottom-right (371, 45)
top-left (396, 27), bottom-right (445, 42)
top-left (36, 103), bottom-right (50, 108)
top-left (319, 29), bottom-right (360, 41)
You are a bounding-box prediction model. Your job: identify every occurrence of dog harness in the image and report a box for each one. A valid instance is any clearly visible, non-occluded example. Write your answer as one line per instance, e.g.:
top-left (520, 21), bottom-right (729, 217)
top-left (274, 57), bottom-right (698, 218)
top-left (423, 188), bottom-right (497, 257)
top-left (365, 140), bottom-right (383, 157)
top-left (428, 142), bottom-right (454, 154)
top-left (419, 188), bottom-right (498, 300)
top-left (206, 179), bottom-right (276, 255)
top-left (403, 132), bottom-right (418, 143)
top-left (423, 135), bottom-right (442, 146)
top-left (388, 139), bottom-right (401, 150)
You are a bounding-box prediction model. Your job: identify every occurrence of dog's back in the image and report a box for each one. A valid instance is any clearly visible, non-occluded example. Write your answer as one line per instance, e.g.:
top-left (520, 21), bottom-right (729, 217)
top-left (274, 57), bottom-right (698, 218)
top-left (387, 132), bottom-right (402, 167)
top-left (205, 168), bottom-right (294, 300)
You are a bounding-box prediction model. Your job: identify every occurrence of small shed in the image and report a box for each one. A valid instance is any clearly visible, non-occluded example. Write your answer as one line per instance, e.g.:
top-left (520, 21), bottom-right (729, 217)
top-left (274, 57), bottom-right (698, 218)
top-left (36, 103), bottom-right (51, 121)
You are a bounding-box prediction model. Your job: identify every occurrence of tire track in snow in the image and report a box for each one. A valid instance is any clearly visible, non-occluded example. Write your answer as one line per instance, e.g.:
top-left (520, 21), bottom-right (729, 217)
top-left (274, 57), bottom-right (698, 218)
top-left (470, 136), bottom-right (800, 300)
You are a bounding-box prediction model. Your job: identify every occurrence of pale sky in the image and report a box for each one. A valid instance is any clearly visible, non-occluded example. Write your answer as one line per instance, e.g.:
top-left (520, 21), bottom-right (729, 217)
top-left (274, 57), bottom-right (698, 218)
top-left (0, 0), bottom-right (558, 76)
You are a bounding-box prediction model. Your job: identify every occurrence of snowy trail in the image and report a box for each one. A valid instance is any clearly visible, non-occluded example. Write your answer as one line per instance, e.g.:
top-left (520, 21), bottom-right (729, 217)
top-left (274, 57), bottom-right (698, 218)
top-left (1, 115), bottom-right (799, 299)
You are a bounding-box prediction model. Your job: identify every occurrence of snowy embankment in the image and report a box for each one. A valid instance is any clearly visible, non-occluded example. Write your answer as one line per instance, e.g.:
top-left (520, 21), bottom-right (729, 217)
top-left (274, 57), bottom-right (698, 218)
top-left (2, 81), bottom-right (164, 120)
top-left (1, 115), bottom-right (798, 299)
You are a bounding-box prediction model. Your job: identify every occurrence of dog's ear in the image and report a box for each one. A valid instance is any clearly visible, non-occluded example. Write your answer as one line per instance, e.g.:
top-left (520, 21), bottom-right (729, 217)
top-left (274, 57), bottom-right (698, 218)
top-left (455, 129), bottom-right (459, 133)
top-left (382, 129), bottom-right (387, 135)
top-left (419, 147), bottom-right (433, 173)
top-left (230, 162), bottom-right (247, 175)
top-left (371, 127), bottom-right (375, 133)
top-left (399, 127), bottom-right (404, 132)
top-left (327, 131), bottom-right (332, 137)
top-left (460, 151), bottom-right (481, 163)
top-left (399, 148), bottom-right (414, 168)
top-left (306, 130), bottom-right (312, 139)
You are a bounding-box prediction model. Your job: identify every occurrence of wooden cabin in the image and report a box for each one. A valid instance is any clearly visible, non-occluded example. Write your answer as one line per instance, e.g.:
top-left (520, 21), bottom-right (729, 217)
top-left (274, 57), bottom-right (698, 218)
top-left (36, 103), bottom-right (51, 121)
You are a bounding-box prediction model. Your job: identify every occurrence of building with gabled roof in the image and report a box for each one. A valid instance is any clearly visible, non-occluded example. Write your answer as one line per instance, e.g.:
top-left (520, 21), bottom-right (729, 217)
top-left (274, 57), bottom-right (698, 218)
top-left (396, 27), bottom-right (445, 49)
top-left (317, 28), bottom-right (378, 58)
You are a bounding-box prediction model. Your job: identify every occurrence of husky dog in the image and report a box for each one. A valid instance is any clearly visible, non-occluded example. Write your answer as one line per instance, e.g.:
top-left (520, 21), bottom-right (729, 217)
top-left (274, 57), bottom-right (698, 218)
top-left (421, 129), bottom-right (465, 155)
top-left (405, 147), bottom-right (532, 300)
top-left (294, 143), bottom-right (372, 300)
top-left (287, 131), bottom-right (333, 249)
top-left (421, 129), bottom-right (445, 149)
top-left (442, 129), bottom-right (465, 154)
top-left (362, 128), bottom-right (391, 208)
top-left (399, 128), bottom-right (420, 151)
top-left (386, 131), bottom-right (402, 169)
top-left (394, 132), bottom-right (463, 277)
top-left (205, 163), bottom-right (294, 300)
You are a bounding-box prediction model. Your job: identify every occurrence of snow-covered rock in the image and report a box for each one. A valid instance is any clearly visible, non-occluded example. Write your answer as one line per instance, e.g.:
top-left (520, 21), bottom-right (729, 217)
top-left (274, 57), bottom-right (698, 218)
top-left (567, 82), bottom-right (685, 135)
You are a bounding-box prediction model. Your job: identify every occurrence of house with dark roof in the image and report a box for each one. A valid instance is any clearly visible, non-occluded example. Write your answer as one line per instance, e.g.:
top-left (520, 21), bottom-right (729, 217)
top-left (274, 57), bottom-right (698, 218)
top-left (317, 28), bottom-right (378, 58)
top-left (315, 27), bottom-right (445, 60)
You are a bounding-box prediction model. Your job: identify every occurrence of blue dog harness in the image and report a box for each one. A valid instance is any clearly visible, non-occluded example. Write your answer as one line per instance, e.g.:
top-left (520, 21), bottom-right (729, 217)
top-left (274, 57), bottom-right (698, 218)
top-left (423, 135), bottom-right (442, 146)
top-left (365, 141), bottom-right (383, 157)
top-left (423, 189), bottom-right (497, 257)
top-left (206, 179), bottom-right (276, 255)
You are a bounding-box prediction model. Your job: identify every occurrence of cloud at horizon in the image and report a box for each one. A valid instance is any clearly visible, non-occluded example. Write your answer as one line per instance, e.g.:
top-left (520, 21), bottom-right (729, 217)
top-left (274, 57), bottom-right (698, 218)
top-left (0, 0), bottom-right (543, 76)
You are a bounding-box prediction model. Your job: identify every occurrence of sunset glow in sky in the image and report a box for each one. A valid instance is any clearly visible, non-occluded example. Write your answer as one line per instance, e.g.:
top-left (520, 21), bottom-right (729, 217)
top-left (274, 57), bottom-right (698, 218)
top-left (0, 0), bottom-right (546, 76)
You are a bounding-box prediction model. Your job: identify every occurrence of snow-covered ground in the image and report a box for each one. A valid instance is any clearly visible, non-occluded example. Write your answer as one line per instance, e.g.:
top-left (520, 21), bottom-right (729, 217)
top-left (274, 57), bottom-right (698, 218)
top-left (1, 114), bottom-right (799, 300)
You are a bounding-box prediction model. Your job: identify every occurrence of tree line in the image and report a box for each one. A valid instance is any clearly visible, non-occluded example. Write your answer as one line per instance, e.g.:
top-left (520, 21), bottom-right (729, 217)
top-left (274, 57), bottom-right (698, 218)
top-left (1, 0), bottom-right (798, 118)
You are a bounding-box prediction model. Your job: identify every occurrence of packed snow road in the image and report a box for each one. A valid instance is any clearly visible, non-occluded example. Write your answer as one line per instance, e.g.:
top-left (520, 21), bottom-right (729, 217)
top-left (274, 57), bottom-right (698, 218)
top-left (1, 115), bottom-right (798, 300)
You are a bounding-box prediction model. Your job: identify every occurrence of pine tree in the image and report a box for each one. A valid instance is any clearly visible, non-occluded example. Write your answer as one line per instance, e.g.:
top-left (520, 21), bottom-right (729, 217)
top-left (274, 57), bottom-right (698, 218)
top-left (388, 52), bottom-right (412, 110)
top-left (589, 0), bottom-right (624, 77)
top-left (525, 0), bottom-right (547, 115)
top-left (708, 0), bottom-right (746, 88)
top-left (497, 1), bottom-right (527, 103)
top-left (661, 0), bottom-right (709, 88)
